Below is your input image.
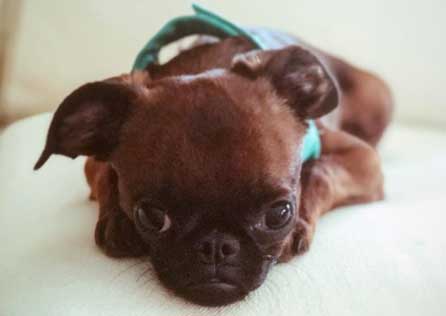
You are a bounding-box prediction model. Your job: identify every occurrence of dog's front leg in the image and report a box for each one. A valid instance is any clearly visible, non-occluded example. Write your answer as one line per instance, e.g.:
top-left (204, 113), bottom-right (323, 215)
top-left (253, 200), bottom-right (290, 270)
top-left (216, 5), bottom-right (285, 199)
top-left (85, 159), bottom-right (147, 258)
top-left (280, 125), bottom-right (384, 261)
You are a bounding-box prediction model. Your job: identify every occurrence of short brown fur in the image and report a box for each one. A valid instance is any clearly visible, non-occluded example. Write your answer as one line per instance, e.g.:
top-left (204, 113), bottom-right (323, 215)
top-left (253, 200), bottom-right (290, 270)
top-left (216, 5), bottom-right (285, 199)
top-left (37, 35), bottom-right (392, 306)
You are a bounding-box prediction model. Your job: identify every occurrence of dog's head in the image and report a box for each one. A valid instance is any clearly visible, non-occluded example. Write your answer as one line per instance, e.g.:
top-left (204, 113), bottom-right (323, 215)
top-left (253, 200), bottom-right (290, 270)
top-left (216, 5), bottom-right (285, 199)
top-left (35, 46), bottom-right (338, 306)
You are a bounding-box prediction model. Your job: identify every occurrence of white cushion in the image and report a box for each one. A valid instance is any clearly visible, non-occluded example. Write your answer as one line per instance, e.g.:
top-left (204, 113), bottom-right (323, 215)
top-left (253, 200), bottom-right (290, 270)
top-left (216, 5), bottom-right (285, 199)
top-left (1, 113), bottom-right (445, 316)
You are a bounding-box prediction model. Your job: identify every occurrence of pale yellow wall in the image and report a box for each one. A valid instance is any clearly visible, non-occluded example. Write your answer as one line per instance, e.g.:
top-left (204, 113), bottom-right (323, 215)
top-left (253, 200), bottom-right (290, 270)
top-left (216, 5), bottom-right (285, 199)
top-left (1, 0), bottom-right (445, 126)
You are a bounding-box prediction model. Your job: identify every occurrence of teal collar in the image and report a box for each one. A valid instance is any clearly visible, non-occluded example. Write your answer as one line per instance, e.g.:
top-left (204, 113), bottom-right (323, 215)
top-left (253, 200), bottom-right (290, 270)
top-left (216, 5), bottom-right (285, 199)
top-left (132, 4), bottom-right (321, 162)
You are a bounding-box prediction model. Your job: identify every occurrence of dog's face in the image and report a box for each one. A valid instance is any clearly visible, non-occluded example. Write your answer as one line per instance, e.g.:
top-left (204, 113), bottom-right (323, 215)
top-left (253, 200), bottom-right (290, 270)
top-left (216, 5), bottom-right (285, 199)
top-left (35, 47), bottom-right (338, 306)
top-left (112, 72), bottom-right (304, 306)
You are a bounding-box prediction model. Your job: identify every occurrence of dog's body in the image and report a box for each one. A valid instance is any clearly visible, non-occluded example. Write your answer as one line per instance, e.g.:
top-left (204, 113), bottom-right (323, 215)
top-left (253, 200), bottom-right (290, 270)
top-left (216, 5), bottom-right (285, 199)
top-left (36, 33), bottom-right (392, 306)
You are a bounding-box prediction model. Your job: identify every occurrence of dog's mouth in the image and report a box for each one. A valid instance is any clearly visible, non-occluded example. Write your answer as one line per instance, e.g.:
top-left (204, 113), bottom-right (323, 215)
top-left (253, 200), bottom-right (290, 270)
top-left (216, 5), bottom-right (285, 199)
top-left (150, 246), bottom-right (276, 306)
top-left (182, 278), bottom-right (245, 306)
top-left (152, 255), bottom-right (276, 306)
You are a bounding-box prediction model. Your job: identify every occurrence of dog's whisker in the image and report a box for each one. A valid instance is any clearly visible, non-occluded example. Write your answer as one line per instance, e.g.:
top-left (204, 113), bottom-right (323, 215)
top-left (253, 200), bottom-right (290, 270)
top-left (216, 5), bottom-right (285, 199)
top-left (136, 266), bottom-right (153, 283)
top-left (110, 259), bottom-right (146, 282)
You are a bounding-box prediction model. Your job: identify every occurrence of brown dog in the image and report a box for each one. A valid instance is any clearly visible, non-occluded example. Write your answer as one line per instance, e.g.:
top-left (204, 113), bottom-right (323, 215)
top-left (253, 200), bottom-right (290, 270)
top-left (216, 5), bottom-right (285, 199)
top-left (34, 34), bottom-right (392, 306)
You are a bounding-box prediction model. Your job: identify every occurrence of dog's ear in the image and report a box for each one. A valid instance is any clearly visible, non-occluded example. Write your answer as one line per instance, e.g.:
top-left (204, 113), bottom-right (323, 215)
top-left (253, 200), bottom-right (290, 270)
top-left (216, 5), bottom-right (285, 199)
top-left (231, 46), bottom-right (339, 119)
top-left (34, 81), bottom-right (138, 170)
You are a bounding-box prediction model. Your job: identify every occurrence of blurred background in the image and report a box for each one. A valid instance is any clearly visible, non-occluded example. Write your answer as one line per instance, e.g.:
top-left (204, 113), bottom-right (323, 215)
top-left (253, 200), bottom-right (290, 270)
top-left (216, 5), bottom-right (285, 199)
top-left (0, 0), bottom-right (445, 127)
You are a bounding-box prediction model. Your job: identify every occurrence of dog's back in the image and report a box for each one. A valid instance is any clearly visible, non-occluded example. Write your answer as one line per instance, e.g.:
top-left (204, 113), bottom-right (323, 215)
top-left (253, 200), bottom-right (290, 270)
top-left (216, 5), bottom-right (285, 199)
top-left (148, 31), bottom-right (393, 146)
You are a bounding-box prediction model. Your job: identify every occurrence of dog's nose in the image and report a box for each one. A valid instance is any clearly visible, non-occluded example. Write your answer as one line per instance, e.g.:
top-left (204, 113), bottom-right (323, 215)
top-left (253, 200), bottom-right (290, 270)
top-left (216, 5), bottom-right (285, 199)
top-left (196, 232), bottom-right (240, 264)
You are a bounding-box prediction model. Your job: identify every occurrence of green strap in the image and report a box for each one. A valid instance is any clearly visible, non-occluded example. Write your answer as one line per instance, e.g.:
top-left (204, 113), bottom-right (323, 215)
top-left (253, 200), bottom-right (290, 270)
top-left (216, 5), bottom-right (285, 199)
top-left (132, 4), bottom-right (265, 71)
top-left (132, 3), bottom-right (321, 162)
top-left (301, 120), bottom-right (320, 162)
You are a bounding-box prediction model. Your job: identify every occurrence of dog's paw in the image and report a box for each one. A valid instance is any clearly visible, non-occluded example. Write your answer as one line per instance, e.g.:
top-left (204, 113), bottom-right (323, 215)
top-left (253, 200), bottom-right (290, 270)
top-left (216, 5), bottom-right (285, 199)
top-left (279, 218), bottom-right (315, 262)
top-left (292, 218), bottom-right (315, 256)
top-left (95, 212), bottom-right (147, 258)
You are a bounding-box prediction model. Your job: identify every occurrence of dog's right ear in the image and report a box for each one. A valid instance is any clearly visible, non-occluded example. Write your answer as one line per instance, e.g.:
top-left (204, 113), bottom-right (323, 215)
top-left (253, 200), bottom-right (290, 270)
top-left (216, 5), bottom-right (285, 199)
top-left (34, 81), bottom-right (138, 170)
top-left (231, 46), bottom-right (339, 119)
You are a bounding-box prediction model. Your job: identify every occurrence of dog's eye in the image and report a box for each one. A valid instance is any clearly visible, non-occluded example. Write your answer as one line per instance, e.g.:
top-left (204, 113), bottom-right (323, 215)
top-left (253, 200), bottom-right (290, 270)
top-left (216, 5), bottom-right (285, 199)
top-left (134, 201), bottom-right (171, 233)
top-left (265, 201), bottom-right (293, 229)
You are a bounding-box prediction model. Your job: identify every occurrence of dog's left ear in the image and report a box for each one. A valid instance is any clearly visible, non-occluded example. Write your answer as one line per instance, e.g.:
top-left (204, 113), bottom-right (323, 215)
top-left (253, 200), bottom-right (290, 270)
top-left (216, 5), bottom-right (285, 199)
top-left (34, 81), bottom-right (139, 170)
top-left (231, 46), bottom-right (339, 119)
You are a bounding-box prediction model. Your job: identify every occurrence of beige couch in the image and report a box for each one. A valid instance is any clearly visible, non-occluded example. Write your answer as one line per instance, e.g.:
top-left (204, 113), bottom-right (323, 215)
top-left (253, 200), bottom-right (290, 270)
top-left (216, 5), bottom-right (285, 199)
top-left (1, 2), bottom-right (445, 315)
